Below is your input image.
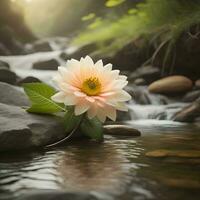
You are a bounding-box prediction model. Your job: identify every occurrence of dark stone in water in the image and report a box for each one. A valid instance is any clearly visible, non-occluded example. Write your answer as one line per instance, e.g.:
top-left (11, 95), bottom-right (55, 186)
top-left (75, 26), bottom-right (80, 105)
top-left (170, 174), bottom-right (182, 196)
top-left (0, 43), bottom-right (11, 55)
top-left (0, 60), bottom-right (10, 69)
top-left (161, 178), bottom-right (200, 189)
top-left (116, 110), bottom-right (132, 121)
top-left (0, 82), bottom-right (29, 107)
top-left (0, 82), bottom-right (67, 152)
top-left (68, 43), bottom-right (97, 60)
top-left (183, 90), bottom-right (200, 102)
top-left (0, 67), bottom-right (17, 84)
top-left (32, 41), bottom-right (52, 52)
top-left (173, 98), bottom-right (200, 122)
top-left (195, 79), bottom-right (200, 89)
top-left (133, 78), bottom-right (147, 86)
top-left (60, 51), bottom-right (70, 61)
top-left (0, 102), bottom-right (66, 152)
top-left (16, 190), bottom-right (99, 200)
top-left (32, 59), bottom-right (59, 70)
top-left (103, 125), bottom-right (141, 136)
top-left (17, 76), bottom-right (42, 86)
top-left (145, 149), bottom-right (200, 158)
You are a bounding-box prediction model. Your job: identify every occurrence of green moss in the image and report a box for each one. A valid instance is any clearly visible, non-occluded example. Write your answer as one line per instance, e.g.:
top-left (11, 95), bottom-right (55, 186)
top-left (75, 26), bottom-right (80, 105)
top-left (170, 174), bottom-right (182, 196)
top-left (73, 0), bottom-right (200, 56)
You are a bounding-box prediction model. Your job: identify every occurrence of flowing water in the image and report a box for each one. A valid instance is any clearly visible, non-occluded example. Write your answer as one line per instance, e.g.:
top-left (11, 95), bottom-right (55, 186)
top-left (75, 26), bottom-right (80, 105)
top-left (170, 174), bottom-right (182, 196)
top-left (0, 121), bottom-right (200, 200)
top-left (0, 53), bottom-right (200, 200)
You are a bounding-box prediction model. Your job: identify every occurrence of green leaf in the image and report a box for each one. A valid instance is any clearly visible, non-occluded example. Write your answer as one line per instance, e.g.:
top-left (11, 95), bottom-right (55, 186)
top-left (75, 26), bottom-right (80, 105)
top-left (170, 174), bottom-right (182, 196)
top-left (82, 13), bottom-right (96, 21)
top-left (63, 109), bottom-right (82, 133)
top-left (105, 0), bottom-right (126, 7)
top-left (80, 118), bottom-right (103, 141)
top-left (23, 83), bottom-right (65, 114)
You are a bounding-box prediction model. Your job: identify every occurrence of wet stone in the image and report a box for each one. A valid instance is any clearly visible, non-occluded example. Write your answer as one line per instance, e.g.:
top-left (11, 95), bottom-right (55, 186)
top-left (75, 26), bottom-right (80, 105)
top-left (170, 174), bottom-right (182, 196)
top-left (0, 60), bottom-right (10, 69)
top-left (103, 125), bottom-right (141, 136)
top-left (183, 90), bottom-right (200, 102)
top-left (0, 82), bottom-right (29, 107)
top-left (17, 76), bottom-right (42, 86)
top-left (148, 75), bottom-right (193, 95)
top-left (32, 59), bottom-right (59, 70)
top-left (195, 79), bottom-right (200, 89)
top-left (0, 67), bottom-right (17, 84)
top-left (161, 178), bottom-right (200, 189)
top-left (145, 149), bottom-right (200, 158)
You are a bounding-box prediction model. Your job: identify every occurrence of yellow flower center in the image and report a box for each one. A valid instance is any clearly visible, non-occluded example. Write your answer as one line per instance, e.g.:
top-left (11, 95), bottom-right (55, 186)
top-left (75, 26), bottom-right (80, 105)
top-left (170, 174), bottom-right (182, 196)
top-left (81, 77), bottom-right (101, 96)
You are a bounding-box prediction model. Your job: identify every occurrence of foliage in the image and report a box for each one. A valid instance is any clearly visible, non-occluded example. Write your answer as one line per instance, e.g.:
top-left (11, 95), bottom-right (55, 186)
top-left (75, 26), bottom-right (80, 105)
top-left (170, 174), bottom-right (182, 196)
top-left (23, 83), bottom-right (103, 141)
top-left (80, 117), bottom-right (103, 140)
top-left (73, 0), bottom-right (200, 56)
top-left (23, 83), bottom-right (65, 114)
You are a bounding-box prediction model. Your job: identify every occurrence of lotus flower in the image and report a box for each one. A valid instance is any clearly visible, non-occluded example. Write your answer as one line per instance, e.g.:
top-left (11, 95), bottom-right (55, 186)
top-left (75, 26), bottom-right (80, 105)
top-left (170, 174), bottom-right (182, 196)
top-left (51, 56), bottom-right (131, 122)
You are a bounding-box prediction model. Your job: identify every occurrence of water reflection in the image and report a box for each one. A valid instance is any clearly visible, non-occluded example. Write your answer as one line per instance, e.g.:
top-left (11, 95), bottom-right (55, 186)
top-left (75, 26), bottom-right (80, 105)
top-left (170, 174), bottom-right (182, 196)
top-left (0, 121), bottom-right (200, 200)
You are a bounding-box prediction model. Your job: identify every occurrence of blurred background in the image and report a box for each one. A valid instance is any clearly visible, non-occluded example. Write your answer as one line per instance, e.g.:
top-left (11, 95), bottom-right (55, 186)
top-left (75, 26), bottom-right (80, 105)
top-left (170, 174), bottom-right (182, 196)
top-left (1, 0), bottom-right (200, 79)
top-left (1, 1), bottom-right (200, 200)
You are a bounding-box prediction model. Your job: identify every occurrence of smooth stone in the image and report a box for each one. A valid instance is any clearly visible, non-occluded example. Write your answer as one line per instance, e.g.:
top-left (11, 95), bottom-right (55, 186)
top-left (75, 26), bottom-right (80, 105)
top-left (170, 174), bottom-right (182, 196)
top-left (145, 149), bottom-right (200, 158)
top-left (32, 41), bottom-right (52, 52)
top-left (195, 79), bottom-right (200, 89)
top-left (32, 59), bottom-right (59, 70)
top-left (133, 78), bottom-right (146, 86)
top-left (183, 90), bottom-right (200, 102)
top-left (0, 67), bottom-right (17, 84)
top-left (60, 51), bottom-right (70, 61)
top-left (0, 60), bottom-right (10, 68)
top-left (148, 75), bottom-right (193, 94)
top-left (0, 102), bottom-right (66, 152)
top-left (0, 82), bottom-right (29, 106)
top-left (161, 178), bottom-right (200, 189)
top-left (173, 98), bottom-right (200, 122)
top-left (17, 76), bottom-right (41, 86)
top-left (16, 190), bottom-right (99, 200)
top-left (103, 125), bottom-right (141, 136)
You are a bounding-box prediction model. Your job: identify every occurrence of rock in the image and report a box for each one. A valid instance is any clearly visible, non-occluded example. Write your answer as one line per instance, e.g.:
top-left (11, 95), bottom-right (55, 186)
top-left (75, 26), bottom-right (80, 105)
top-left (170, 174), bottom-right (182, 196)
top-left (173, 98), bottom-right (200, 122)
top-left (16, 190), bottom-right (99, 200)
top-left (0, 102), bottom-right (66, 152)
top-left (0, 67), bottom-right (17, 84)
top-left (195, 79), bottom-right (200, 89)
top-left (145, 149), bottom-right (200, 158)
top-left (129, 65), bottom-right (160, 84)
top-left (32, 41), bottom-right (52, 52)
top-left (0, 43), bottom-right (11, 55)
top-left (126, 85), bottom-right (169, 105)
top-left (103, 125), bottom-right (141, 136)
top-left (161, 178), bottom-right (200, 189)
top-left (32, 59), bottom-right (59, 70)
top-left (133, 78), bottom-right (146, 86)
top-left (17, 76), bottom-right (41, 86)
top-left (148, 75), bottom-right (193, 94)
top-left (183, 90), bottom-right (200, 102)
top-left (0, 60), bottom-right (10, 68)
top-left (0, 82), bottom-right (29, 106)
top-left (106, 37), bottom-right (153, 71)
top-left (68, 43), bottom-right (97, 60)
top-left (60, 52), bottom-right (70, 61)
top-left (116, 110), bottom-right (132, 121)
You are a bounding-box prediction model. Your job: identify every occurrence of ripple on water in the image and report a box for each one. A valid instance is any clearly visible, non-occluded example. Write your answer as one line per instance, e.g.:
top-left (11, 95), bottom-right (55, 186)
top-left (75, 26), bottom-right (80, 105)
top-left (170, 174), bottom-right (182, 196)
top-left (0, 122), bottom-right (200, 200)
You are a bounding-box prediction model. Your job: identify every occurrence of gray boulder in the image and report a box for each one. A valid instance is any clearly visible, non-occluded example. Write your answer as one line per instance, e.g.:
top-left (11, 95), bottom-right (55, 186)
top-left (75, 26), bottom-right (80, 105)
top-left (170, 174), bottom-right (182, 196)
top-left (0, 102), bottom-right (66, 152)
top-left (0, 82), bottom-right (29, 106)
top-left (0, 82), bottom-right (67, 152)
top-left (32, 59), bottom-right (59, 70)
top-left (0, 67), bottom-right (17, 84)
top-left (173, 98), bottom-right (200, 122)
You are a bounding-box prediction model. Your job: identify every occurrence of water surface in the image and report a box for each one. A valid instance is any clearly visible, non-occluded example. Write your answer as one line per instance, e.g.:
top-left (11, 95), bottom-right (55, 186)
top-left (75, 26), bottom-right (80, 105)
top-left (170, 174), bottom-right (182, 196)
top-left (0, 120), bottom-right (200, 200)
